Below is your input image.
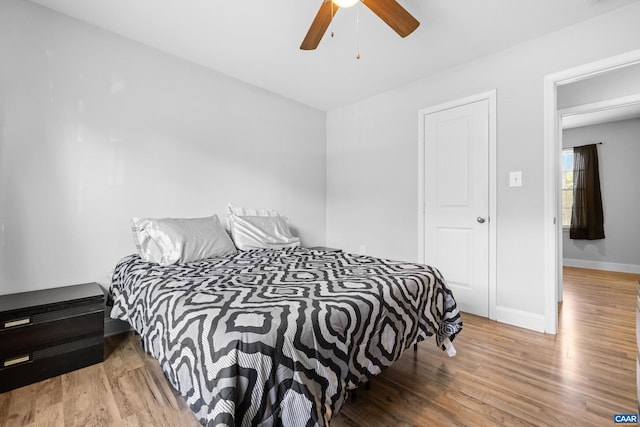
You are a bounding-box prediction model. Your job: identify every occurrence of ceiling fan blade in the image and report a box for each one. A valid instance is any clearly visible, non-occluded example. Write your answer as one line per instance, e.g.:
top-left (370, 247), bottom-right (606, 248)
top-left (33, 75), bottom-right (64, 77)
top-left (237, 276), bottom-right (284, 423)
top-left (300, 1), bottom-right (339, 50)
top-left (362, 0), bottom-right (419, 37)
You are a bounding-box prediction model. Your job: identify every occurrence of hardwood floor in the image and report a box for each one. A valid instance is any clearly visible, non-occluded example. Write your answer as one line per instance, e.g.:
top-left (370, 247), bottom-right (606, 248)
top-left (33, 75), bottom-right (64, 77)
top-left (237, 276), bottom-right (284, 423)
top-left (0, 267), bottom-right (637, 426)
top-left (334, 267), bottom-right (638, 426)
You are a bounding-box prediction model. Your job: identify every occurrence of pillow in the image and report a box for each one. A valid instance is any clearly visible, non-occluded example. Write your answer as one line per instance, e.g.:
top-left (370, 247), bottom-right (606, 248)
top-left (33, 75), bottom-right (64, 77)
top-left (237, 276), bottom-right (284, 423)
top-left (227, 203), bottom-right (300, 250)
top-left (131, 214), bottom-right (237, 265)
top-left (228, 203), bottom-right (280, 218)
top-left (229, 215), bottom-right (300, 251)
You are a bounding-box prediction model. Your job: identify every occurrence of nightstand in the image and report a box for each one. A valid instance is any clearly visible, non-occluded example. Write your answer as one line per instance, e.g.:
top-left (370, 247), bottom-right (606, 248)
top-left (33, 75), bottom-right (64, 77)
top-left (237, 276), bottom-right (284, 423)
top-left (0, 282), bottom-right (104, 393)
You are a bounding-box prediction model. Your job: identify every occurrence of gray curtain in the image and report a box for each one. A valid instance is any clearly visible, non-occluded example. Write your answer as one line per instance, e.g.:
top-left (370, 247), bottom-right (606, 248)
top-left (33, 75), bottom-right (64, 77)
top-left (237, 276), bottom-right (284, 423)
top-left (570, 144), bottom-right (605, 240)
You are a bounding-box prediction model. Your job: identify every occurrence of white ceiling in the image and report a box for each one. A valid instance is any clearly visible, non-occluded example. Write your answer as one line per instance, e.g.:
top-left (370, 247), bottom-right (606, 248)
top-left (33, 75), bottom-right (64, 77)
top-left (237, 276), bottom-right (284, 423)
top-left (28, 0), bottom-right (640, 111)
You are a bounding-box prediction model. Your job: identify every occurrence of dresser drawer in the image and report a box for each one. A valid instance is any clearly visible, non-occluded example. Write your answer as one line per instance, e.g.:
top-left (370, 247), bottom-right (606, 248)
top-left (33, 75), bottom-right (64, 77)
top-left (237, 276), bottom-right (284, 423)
top-left (0, 304), bottom-right (103, 356)
top-left (0, 334), bottom-right (103, 393)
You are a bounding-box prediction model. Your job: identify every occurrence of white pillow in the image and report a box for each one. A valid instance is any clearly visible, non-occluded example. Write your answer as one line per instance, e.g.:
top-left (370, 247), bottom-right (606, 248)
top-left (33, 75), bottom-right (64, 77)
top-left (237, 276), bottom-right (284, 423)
top-left (131, 214), bottom-right (237, 265)
top-left (227, 203), bottom-right (300, 250)
top-left (228, 203), bottom-right (280, 217)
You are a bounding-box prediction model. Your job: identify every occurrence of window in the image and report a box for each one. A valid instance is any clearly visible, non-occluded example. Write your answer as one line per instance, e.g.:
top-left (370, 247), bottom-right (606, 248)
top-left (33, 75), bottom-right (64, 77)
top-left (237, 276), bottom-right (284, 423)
top-left (561, 149), bottom-right (574, 227)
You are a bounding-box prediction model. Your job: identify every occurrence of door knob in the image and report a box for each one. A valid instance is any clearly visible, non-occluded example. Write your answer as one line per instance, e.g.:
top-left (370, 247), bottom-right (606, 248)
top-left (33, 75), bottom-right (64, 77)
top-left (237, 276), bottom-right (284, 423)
top-left (477, 216), bottom-right (486, 224)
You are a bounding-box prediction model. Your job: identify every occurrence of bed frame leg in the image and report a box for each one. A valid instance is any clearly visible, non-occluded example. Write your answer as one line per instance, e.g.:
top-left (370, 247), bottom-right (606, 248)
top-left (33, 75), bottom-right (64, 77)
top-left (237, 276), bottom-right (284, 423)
top-left (365, 381), bottom-right (371, 390)
top-left (414, 343), bottom-right (418, 351)
top-left (350, 389), bottom-right (357, 403)
top-left (134, 331), bottom-right (146, 352)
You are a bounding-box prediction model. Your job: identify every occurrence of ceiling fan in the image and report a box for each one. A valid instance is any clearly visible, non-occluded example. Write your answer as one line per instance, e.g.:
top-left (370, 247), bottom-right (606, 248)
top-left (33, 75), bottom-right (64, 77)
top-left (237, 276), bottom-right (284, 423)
top-left (300, 0), bottom-right (420, 50)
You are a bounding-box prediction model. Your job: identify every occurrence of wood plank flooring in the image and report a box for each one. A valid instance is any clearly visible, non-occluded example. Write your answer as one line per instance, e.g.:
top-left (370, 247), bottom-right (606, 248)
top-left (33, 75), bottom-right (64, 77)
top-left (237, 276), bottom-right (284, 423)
top-left (0, 267), bottom-right (637, 426)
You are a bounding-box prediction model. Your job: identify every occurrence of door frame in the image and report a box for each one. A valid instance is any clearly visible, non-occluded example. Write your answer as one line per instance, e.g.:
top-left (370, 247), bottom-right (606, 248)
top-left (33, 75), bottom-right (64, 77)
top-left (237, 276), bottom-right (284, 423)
top-left (417, 90), bottom-right (497, 320)
top-left (543, 49), bottom-right (640, 334)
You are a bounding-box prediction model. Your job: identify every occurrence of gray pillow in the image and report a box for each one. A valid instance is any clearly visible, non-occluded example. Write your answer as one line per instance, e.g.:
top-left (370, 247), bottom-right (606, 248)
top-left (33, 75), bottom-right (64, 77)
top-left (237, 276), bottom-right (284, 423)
top-left (131, 214), bottom-right (237, 265)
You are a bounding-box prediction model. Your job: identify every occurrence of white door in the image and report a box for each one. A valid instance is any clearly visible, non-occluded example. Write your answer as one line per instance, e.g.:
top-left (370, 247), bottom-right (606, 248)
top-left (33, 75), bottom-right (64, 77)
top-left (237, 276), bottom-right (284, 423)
top-left (423, 99), bottom-right (489, 317)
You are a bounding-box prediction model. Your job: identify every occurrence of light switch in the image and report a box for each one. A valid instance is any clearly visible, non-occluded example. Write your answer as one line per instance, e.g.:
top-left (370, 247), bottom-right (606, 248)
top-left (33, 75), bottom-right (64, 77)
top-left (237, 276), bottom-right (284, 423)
top-left (509, 171), bottom-right (522, 187)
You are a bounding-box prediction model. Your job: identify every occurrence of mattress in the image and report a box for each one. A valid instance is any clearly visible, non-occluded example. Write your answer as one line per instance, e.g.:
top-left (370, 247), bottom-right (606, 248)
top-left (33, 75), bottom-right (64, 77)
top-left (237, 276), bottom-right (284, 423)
top-left (110, 247), bottom-right (462, 426)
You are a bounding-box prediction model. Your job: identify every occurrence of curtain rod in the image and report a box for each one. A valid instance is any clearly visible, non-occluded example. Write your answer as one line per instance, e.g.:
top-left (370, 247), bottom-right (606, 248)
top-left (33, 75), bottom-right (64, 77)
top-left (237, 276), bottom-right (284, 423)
top-left (565, 142), bottom-right (604, 149)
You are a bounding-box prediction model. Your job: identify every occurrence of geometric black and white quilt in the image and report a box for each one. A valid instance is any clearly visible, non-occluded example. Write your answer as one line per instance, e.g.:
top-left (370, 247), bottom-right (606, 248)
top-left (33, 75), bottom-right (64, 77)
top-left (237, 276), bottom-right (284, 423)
top-left (110, 247), bottom-right (462, 426)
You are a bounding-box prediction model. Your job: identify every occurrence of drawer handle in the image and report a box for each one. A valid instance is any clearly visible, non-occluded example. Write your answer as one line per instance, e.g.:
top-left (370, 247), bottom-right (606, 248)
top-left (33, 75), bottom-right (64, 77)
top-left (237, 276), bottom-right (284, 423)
top-left (3, 354), bottom-right (31, 367)
top-left (3, 318), bottom-right (31, 328)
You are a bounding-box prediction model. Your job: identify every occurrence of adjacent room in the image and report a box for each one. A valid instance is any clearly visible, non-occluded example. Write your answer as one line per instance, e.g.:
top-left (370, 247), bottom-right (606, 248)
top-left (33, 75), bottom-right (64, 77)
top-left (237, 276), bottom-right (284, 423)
top-left (1, 0), bottom-right (640, 425)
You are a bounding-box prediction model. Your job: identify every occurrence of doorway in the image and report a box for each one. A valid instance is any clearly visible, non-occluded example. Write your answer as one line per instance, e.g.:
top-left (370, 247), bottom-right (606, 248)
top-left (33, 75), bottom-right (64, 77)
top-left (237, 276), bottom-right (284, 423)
top-left (543, 49), bottom-right (640, 334)
top-left (557, 97), bottom-right (640, 301)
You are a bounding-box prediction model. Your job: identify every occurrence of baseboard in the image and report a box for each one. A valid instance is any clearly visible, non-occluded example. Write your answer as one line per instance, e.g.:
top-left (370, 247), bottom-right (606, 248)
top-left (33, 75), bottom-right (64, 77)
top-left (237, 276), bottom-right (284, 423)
top-left (563, 258), bottom-right (640, 274)
top-left (495, 306), bottom-right (546, 333)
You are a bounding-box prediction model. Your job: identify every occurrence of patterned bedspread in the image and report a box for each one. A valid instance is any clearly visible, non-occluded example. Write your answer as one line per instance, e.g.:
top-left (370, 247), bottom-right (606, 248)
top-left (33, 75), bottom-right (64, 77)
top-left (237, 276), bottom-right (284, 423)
top-left (110, 248), bottom-right (462, 426)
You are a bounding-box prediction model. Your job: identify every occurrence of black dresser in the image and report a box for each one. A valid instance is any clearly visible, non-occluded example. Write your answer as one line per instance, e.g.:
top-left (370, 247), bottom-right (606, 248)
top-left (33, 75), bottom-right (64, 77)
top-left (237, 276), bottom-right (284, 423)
top-left (0, 282), bottom-right (105, 393)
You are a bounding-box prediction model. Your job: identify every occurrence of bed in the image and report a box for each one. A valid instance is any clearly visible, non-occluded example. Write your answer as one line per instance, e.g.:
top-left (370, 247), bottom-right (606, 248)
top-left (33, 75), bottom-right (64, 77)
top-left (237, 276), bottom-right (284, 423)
top-left (110, 247), bottom-right (462, 426)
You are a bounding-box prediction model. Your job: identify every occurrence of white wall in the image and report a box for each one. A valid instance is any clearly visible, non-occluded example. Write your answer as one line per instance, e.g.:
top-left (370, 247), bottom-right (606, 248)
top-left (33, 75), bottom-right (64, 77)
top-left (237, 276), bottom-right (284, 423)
top-left (0, 0), bottom-right (326, 294)
top-left (326, 2), bottom-right (640, 330)
top-left (562, 118), bottom-right (640, 272)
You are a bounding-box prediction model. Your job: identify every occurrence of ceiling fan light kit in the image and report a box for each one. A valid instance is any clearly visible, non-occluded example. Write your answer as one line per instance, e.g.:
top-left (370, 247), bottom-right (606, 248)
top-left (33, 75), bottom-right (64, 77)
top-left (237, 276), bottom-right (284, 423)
top-left (300, 0), bottom-right (419, 51)
top-left (332, 0), bottom-right (359, 8)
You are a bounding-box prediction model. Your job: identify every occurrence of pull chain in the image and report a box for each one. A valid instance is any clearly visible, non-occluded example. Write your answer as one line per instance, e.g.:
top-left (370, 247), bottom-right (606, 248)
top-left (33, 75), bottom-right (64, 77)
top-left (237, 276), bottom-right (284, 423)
top-left (356, 3), bottom-right (361, 59)
top-left (331, 1), bottom-right (335, 37)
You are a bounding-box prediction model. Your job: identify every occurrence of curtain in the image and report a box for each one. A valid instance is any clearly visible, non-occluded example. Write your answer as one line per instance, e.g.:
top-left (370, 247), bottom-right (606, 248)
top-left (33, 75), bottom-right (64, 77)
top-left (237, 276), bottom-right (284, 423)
top-left (570, 144), bottom-right (605, 240)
